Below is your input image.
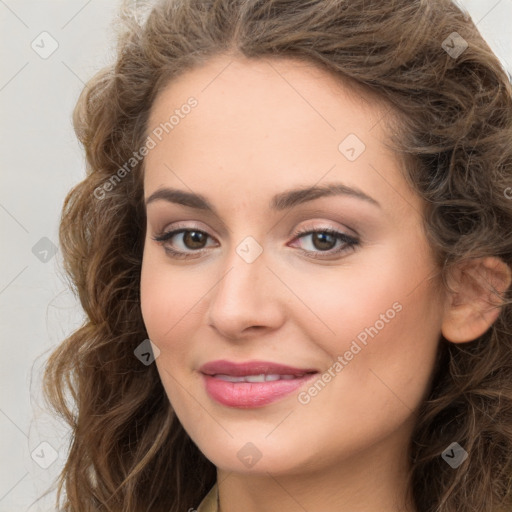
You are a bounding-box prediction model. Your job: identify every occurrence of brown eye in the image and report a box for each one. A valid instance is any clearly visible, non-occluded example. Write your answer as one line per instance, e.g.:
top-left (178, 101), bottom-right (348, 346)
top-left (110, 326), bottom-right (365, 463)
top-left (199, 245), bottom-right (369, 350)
top-left (290, 227), bottom-right (359, 259)
top-left (152, 228), bottom-right (216, 258)
top-left (310, 232), bottom-right (337, 251)
top-left (182, 230), bottom-right (208, 249)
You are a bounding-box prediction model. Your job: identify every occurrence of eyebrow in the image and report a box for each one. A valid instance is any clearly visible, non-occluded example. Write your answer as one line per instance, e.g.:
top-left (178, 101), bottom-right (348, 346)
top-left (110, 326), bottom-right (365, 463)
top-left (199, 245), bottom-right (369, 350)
top-left (145, 182), bottom-right (381, 213)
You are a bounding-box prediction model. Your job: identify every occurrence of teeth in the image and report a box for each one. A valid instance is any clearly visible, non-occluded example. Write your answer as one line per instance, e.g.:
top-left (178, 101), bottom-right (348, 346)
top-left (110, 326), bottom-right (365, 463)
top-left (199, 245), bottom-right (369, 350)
top-left (215, 375), bottom-right (247, 383)
top-left (214, 373), bottom-right (301, 383)
top-left (245, 374), bottom-right (268, 382)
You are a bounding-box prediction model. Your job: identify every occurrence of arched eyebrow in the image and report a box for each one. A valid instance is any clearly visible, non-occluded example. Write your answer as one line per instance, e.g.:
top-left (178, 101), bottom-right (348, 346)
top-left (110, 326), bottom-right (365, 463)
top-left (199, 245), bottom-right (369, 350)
top-left (145, 182), bottom-right (381, 213)
top-left (271, 183), bottom-right (380, 210)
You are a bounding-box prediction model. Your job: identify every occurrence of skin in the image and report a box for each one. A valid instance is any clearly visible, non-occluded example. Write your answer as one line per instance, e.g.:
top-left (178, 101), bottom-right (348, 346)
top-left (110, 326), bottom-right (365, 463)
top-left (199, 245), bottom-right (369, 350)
top-left (139, 54), bottom-right (472, 512)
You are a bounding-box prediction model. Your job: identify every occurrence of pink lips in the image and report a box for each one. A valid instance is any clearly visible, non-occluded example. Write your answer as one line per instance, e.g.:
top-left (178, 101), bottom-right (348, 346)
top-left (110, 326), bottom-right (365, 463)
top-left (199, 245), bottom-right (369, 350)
top-left (199, 359), bottom-right (319, 408)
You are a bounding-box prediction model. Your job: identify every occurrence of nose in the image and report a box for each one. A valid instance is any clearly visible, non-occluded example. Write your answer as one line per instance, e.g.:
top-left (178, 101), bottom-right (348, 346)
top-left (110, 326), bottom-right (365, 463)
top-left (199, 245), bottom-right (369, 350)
top-left (207, 243), bottom-right (286, 341)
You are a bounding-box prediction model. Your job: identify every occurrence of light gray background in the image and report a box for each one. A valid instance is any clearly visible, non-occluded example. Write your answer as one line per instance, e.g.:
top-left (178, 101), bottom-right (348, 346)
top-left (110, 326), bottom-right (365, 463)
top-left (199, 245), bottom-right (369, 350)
top-left (1, 1), bottom-right (511, 510)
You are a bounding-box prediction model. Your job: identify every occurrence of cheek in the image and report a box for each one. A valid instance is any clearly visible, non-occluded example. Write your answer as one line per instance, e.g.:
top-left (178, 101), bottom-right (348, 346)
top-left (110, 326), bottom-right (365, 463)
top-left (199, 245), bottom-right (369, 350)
top-left (140, 250), bottom-right (202, 409)
top-left (284, 243), bottom-right (440, 353)
top-left (307, 286), bottom-right (438, 397)
top-left (140, 258), bottom-right (172, 344)
top-left (287, 280), bottom-right (441, 466)
top-left (289, 238), bottom-right (443, 407)
top-left (140, 247), bottom-right (204, 345)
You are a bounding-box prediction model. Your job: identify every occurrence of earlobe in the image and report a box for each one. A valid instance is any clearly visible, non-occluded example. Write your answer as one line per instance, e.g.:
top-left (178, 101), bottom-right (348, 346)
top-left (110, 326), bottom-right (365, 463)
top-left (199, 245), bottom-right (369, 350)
top-left (441, 256), bottom-right (512, 343)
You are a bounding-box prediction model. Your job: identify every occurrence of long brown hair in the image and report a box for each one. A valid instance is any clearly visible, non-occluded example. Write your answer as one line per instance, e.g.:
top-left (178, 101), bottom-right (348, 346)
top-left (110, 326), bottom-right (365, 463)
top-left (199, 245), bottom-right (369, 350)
top-left (43, 0), bottom-right (512, 510)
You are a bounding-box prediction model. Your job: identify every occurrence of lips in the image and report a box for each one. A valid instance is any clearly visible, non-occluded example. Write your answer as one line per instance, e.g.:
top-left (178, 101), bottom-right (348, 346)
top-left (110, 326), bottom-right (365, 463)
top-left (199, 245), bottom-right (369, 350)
top-left (199, 359), bottom-right (318, 377)
top-left (199, 359), bottom-right (319, 408)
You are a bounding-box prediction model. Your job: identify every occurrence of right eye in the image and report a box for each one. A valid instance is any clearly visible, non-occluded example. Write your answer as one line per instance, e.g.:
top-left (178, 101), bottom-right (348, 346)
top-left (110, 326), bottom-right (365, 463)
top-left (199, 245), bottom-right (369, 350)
top-left (152, 227), bottom-right (218, 259)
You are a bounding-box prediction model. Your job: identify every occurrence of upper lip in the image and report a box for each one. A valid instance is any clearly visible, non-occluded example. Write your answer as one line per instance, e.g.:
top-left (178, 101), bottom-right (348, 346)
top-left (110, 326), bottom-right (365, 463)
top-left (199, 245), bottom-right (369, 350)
top-left (199, 359), bottom-right (319, 377)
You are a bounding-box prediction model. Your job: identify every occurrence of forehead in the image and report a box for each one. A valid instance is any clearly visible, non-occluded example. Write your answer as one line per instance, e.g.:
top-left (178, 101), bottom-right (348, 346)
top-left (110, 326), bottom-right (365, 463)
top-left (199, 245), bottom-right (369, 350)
top-left (142, 55), bottom-right (418, 220)
top-left (147, 54), bottom-right (389, 138)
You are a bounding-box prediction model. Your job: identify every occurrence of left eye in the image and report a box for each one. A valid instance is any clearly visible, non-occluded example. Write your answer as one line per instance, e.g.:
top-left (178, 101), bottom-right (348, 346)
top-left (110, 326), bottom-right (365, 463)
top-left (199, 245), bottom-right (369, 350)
top-left (152, 227), bottom-right (359, 259)
top-left (289, 228), bottom-right (359, 258)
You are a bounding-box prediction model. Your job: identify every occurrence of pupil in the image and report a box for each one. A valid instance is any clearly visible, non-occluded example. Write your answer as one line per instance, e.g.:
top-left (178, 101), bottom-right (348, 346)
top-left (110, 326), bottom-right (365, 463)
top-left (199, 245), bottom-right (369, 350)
top-left (185, 231), bottom-right (205, 249)
top-left (313, 232), bottom-right (335, 251)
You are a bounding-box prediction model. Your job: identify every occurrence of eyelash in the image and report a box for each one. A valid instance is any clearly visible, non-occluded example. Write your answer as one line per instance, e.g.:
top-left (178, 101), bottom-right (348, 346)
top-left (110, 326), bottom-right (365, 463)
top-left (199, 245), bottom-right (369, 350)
top-left (151, 225), bottom-right (359, 260)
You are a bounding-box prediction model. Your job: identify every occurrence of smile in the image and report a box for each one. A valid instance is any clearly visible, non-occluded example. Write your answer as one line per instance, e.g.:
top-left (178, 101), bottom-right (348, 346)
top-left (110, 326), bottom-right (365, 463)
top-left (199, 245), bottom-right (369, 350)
top-left (199, 359), bottom-right (319, 408)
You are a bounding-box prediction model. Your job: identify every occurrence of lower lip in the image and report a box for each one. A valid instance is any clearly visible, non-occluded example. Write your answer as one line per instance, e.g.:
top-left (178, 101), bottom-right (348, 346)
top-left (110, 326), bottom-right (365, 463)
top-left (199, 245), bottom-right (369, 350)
top-left (202, 373), bottom-right (317, 408)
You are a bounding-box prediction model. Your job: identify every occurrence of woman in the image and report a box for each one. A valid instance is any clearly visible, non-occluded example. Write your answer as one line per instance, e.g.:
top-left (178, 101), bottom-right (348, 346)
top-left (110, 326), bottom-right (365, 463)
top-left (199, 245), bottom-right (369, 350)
top-left (44, 0), bottom-right (512, 510)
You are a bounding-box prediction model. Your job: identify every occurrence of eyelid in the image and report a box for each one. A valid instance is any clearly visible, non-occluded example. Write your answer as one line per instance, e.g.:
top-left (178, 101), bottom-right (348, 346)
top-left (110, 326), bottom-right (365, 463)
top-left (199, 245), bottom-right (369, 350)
top-left (154, 221), bottom-right (218, 238)
top-left (291, 219), bottom-right (359, 238)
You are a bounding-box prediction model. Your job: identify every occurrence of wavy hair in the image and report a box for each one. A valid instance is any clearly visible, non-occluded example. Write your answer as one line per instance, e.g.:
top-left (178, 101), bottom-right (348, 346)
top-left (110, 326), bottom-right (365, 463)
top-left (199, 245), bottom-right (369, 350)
top-left (43, 0), bottom-right (512, 510)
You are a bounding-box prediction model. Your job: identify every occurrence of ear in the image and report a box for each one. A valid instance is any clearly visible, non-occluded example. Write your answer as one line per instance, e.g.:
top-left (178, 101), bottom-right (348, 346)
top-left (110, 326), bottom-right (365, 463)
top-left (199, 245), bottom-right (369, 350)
top-left (441, 256), bottom-right (512, 343)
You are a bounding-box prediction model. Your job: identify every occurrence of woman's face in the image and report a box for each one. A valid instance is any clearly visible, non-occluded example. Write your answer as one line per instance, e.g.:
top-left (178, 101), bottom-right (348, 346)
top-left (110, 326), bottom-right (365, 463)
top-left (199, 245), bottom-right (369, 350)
top-left (140, 55), bottom-right (445, 476)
